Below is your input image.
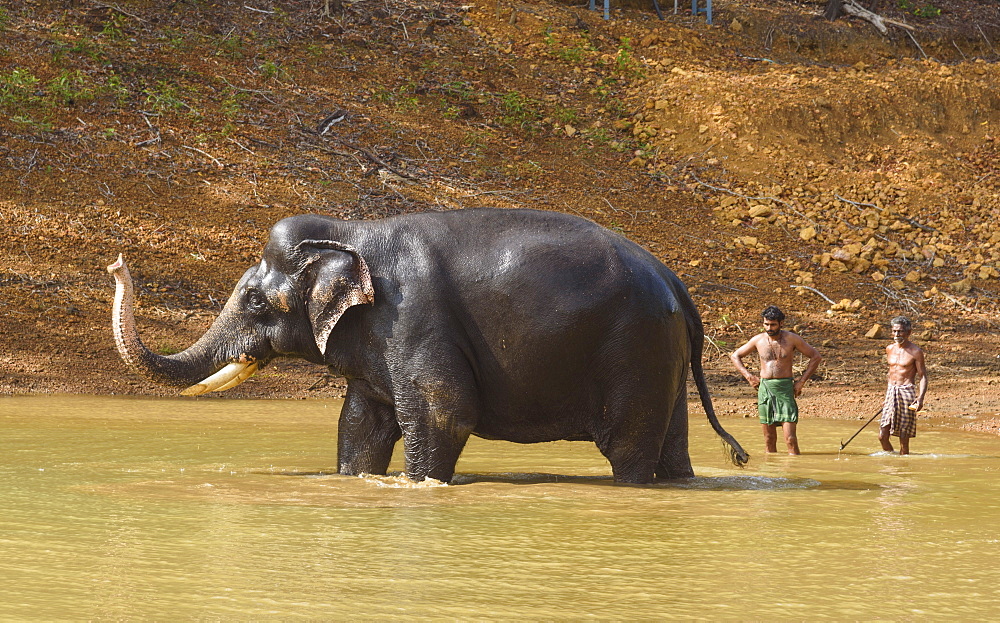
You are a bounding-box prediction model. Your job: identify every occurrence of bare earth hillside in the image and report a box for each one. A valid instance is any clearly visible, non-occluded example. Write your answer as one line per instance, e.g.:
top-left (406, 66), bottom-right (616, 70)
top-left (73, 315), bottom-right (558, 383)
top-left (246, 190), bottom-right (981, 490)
top-left (1, 0), bottom-right (998, 436)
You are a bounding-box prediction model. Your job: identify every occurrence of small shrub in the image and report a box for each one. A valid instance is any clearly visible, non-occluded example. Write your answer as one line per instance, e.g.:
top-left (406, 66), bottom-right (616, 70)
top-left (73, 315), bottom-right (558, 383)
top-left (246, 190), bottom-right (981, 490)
top-left (614, 37), bottom-right (645, 80)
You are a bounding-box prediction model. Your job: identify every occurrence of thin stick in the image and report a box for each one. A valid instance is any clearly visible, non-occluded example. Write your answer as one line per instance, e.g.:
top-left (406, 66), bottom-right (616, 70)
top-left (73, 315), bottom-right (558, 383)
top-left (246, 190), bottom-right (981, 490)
top-left (840, 407), bottom-right (882, 450)
top-left (183, 145), bottom-right (224, 168)
top-left (905, 28), bottom-right (928, 60)
top-left (952, 40), bottom-right (968, 62)
top-left (977, 24), bottom-right (997, 56)
top-left (790, 284), bottom-right (836, 304)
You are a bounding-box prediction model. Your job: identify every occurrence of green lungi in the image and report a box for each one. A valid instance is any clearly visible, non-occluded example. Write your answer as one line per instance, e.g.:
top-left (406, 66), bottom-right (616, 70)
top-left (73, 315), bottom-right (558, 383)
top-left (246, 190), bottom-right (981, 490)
top-left (758, 378), bottom-right (799, 425)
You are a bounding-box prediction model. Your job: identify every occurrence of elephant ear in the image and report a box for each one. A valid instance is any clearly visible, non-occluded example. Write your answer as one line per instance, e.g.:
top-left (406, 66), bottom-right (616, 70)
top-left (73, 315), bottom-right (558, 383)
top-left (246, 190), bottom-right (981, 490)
top-left (294, 239), bottom-right (375, 355)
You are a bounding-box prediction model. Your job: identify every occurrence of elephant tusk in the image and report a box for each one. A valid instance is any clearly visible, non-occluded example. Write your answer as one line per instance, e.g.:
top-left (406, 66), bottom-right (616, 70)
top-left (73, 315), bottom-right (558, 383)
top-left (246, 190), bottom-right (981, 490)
top-left (214, 361), bottom-right (260, 392)
top-left (181, 361), bottom-right (258, 396)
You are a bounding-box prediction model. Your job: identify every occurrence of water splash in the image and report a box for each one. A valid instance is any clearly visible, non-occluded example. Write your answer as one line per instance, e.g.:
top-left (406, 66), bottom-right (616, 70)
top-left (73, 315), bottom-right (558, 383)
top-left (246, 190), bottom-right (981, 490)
top-left (360, 473), bottom-right (449, 488)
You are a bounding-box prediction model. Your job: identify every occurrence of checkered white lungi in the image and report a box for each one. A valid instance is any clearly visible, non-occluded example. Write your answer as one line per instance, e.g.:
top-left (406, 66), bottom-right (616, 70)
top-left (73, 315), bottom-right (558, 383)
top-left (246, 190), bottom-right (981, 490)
top-left (880, 383), bottom-right (917, 439)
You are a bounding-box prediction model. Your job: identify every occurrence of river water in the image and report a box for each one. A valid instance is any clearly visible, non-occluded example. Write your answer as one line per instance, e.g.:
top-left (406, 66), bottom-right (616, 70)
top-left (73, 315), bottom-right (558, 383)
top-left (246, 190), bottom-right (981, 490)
top-left (1, 394), bottom-right (999, 619)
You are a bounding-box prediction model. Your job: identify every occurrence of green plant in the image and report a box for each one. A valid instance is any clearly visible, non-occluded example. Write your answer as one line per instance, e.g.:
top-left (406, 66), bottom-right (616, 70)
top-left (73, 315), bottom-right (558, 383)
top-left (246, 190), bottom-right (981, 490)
top-left (143, 81), bottom-right (187, 113)
top-left (163, 29), bottom-right (192, 51)
top-left (614, 37), bottom-right (645, 80)
top-left (48, 70), bottom-right (96, 105)
top-left (215, 33), bottom-right (245, 59)
top-left (69, 38), bottom-right (105, 62)
top-left (396, 93), bottom-right (420, 110)
top-left (220, 92), bottom-right (245, 118)
top-left (442, 80), bottom-right (475, 100)
top-left (104, 72), bottom-right (130, 106)
top-left (898, 0), bottom-right (940, 17)
top-left (553, 105), bottom-right (579, 125)
top-left (542, 25), bottom-right (594, 65)
top-left (10, 115), bottom-right (52, 131)
top-left (462, 128), bottom-right (495, 149)
top-left (635, 141), bottom-right (657, 159)
top-left (258, 60), bottom-right (285, 80)
top-left (588, 127), bottom-right (612, 144)
top-left (374, 82), bottom-right (421, 109)
top-left (499, 91), bottom-right (539, 128)
top-left (557, 45), bottom-right (589, 64)
top-left (0, 68), bottom-right (40, 106)
top-left (99, 12), bottom-right (127, 41)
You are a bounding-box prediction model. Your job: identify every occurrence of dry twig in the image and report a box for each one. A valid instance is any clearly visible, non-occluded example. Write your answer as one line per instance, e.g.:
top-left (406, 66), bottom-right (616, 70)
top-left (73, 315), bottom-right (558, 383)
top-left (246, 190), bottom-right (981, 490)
top-left (790, 284), bottom-right (836, 304)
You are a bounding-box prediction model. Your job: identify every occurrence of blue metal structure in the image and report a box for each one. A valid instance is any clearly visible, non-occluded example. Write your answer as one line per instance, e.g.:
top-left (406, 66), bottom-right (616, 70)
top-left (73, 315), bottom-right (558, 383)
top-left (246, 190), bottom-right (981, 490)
top-left (692, 0), bottom-right (712, 24)
top-left (589, 0), bottom-right (664, 21)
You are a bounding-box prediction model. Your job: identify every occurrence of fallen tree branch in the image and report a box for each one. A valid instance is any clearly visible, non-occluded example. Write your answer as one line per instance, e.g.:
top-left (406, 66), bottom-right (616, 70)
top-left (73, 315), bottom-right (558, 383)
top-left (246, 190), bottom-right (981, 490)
top-left (838, 1), bottom-right (916, 35)
top-left (842, 1), bottom-right (887, 34)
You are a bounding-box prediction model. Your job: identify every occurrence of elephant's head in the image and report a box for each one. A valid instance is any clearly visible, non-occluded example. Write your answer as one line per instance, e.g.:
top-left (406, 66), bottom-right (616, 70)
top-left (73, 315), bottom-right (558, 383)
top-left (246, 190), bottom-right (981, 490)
top-left (108, 228), bottom-right (374, 396)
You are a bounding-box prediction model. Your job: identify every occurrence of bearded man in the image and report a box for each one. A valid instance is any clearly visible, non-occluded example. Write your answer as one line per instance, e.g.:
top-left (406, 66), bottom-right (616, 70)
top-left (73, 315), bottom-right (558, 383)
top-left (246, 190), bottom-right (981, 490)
top-left (731, 306), bottom-right (823, 455)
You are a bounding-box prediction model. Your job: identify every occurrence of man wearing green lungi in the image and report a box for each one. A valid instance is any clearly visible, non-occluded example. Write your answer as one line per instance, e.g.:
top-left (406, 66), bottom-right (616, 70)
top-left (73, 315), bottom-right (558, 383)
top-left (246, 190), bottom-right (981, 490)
top-left (731, 306), bottom-right (823, 455)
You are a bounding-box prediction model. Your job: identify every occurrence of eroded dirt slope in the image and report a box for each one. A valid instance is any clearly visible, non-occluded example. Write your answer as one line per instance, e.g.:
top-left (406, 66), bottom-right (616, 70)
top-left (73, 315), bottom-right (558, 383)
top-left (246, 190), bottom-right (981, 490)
top-left (1, 0), bottom-right (998, 430)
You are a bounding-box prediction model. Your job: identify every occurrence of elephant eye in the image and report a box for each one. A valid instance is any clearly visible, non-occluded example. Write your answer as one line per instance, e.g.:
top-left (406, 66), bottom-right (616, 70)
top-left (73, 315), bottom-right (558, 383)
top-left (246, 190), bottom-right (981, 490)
top-left (246, 290), bottom-right (268, 313)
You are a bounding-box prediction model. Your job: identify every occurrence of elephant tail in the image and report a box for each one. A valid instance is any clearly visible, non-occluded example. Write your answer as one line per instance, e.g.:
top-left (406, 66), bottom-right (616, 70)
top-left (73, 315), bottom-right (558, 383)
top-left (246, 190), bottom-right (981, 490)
top-left (687, 308), bottom-right (750, 468)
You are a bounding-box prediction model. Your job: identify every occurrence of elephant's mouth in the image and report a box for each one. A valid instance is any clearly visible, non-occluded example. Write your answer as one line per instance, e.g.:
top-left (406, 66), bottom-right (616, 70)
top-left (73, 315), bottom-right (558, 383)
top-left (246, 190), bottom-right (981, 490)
top-left (181, 359), bottom-right (260, 396)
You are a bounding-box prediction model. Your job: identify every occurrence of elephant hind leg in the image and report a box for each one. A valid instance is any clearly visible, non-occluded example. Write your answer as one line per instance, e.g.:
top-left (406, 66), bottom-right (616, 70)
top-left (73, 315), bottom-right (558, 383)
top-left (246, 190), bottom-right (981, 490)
top-left (655, 388), bottom-right (695, 480)
top-left (603, 445), bottom-right (660, 484)
top-left (592, 401), bottom-right (665, 484)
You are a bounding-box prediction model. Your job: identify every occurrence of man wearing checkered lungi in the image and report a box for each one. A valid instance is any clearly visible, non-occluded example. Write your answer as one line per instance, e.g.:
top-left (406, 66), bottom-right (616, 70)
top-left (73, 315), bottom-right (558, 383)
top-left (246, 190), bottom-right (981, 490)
top-left (879, 316), bottom-right (928, 455)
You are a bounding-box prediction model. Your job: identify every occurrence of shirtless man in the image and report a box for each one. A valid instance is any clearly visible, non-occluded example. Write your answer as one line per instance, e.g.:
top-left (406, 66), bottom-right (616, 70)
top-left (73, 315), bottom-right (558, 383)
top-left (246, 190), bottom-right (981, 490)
top-left (731, 306), bottom-right (823, 455)
top-left (878, 316), bottom-right (928, 455)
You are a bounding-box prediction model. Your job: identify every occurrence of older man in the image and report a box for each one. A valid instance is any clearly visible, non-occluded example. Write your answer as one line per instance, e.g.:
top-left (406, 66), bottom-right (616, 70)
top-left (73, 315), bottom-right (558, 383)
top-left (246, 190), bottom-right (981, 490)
top-left (878, 316), bottom-right (928, 455)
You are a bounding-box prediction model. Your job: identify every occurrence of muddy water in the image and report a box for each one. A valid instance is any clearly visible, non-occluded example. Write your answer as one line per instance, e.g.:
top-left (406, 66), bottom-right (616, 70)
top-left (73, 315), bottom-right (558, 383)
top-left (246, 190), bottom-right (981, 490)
top-left (2, 395), bottom-right (999, 619)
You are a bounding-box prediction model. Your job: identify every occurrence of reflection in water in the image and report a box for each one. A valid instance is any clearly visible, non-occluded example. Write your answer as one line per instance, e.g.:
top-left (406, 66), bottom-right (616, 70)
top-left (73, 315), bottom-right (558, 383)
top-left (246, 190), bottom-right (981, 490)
top-left (2, 395), bottom-right (1000, 618)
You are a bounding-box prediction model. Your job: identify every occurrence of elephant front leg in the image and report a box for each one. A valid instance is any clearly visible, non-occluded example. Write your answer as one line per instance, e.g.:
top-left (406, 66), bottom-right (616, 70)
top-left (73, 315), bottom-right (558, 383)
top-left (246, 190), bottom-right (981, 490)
top-left (397, 375), bottom-right (478, 483)
top-left (337, 380), bottom-right (401, 476)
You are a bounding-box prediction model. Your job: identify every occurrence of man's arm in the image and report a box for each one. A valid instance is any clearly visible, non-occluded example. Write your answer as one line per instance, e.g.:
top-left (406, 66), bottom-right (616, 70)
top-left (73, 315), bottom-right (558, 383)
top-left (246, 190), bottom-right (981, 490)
top-left (792, 336), bottom-right (822, 397)
top-left (912, 348), bottom-right (928, 411)
top-left (730, 336), bottom-right (761, 388)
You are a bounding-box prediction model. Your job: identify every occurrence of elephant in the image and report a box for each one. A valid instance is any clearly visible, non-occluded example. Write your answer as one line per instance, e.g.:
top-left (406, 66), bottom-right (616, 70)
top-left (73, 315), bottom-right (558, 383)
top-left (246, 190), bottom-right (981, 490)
top-left (108, 208), bottom-right (749, 483)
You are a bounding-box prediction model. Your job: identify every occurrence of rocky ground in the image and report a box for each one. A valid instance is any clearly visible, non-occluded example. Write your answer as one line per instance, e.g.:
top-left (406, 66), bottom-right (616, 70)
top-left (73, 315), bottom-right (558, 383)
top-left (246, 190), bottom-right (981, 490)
top-left (1, 0), bottom-right (998, 437)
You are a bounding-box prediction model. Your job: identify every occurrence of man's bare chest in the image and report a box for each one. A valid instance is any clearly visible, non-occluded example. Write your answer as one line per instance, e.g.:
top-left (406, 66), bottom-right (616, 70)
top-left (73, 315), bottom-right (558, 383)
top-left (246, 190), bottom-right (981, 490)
top-left (759, 338), bottom-right (791, 362)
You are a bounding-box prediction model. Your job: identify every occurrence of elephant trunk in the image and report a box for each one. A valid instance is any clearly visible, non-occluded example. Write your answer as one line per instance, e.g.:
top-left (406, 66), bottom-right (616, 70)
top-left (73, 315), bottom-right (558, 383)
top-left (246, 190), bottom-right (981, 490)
top-left (107, 254), bottom-right (257, 395)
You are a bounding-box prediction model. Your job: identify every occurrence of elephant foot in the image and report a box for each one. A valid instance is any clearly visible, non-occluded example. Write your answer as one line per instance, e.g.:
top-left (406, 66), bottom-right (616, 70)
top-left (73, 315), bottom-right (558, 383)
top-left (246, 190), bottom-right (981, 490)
top-left (655, 457), bottom-right (695, 480)
top-left (654, 468), bottom-right (695, 480)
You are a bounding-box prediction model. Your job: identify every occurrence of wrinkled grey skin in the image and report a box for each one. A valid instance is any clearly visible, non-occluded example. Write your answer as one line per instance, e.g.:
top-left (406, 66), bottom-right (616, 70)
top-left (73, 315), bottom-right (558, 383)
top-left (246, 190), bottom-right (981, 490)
top-left (116, 208), bottom-right (748, 483)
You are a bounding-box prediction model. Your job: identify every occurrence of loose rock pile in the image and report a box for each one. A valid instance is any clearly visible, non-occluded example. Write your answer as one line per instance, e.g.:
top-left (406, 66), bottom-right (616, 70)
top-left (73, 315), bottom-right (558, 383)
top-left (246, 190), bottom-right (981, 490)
top-left (623, 27), bottom-right (999, 314)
